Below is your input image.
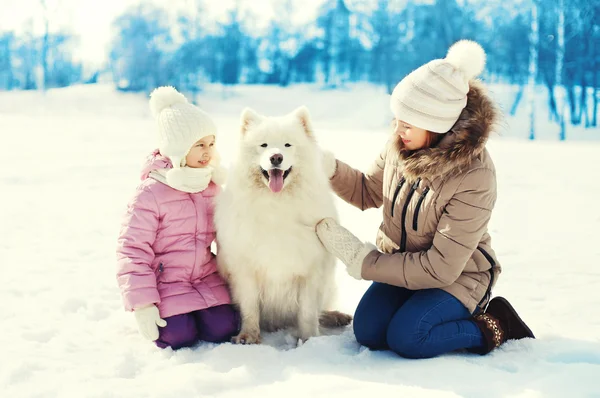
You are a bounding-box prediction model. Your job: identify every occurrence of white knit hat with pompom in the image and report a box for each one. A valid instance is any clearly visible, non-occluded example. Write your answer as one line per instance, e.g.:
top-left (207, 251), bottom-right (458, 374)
top-left (390, 40), bottom-right (486, 133)
top-left (149, 86), bottom-right (217, 185)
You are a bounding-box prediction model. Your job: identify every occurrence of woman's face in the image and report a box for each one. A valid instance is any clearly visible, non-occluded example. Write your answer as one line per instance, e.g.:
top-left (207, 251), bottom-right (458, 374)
top-left (393, 119), bottom-right (428, 151)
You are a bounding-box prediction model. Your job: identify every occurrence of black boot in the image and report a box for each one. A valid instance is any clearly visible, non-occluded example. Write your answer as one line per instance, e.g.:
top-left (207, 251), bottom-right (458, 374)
top-left (487, 296), bottom-right (535, 340)
top-left (470, 296), bottom-right (535, 355)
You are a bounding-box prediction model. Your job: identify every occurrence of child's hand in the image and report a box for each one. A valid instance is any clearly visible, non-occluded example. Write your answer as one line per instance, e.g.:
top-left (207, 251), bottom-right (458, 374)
top-left (211, 165), bottom-right (228, 185)
top-left (134, 305), bottom-right (167, 341)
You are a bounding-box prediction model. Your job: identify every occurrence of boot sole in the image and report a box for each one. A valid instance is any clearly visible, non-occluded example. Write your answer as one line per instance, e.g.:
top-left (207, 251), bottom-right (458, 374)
top-left (491, 296), bottom-right (535, 339)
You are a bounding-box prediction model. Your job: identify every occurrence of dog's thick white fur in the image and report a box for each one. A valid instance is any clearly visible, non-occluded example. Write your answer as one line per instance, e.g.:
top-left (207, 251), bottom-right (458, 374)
top-left (214, 106), bottom-right (348, 344)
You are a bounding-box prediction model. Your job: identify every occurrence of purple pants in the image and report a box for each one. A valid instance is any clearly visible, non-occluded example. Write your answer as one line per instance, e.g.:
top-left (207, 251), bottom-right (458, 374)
top-left (155, 304), bottom-right (240, 349)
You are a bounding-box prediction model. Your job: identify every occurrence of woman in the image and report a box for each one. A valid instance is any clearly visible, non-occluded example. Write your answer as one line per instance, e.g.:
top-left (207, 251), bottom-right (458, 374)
top-left (315, 40), bottom-right (534, 358)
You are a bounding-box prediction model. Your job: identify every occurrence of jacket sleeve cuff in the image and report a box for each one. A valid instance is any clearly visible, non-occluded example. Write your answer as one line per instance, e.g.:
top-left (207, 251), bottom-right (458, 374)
top-left (322, 151), bottom-right (338, 179)
top-left (329, 159), bottom-right (353, 196)
top-left (122, 288), bottom-right (161, 312)
top-left (361, 249), bottom-right (410, 288)
top-left (328, 159), bottom-right (341, 181)
top-left (360, 244), bottom-right (381, 279)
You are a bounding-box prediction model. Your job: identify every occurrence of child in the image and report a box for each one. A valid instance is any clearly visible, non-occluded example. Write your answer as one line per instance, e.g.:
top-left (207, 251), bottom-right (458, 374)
top-left (116, 86), bottom-right (238, 349)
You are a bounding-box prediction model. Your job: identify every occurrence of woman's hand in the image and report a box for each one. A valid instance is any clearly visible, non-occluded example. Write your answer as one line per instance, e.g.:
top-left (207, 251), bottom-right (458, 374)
top-left (321, 150), bottom-right (337, 179)
top-left (315, 218), bottom-right (377, 280)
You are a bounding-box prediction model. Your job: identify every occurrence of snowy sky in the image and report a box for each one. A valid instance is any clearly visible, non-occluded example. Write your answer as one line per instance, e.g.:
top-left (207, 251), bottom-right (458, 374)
top-left (0, 0), bottom-right (329, 66)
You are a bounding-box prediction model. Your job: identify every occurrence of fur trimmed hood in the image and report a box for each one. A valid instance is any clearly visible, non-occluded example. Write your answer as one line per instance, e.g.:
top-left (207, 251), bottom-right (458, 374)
top-left (397, 80), bottom-right (499, 181)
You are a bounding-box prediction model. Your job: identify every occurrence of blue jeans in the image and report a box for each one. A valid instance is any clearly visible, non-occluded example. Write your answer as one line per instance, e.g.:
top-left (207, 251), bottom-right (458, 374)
top-left (353, 282), bottom-right (485, 359)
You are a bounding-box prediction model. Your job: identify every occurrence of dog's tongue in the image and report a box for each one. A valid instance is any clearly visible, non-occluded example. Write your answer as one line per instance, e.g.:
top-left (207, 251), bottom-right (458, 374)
top-left (268, 169), bottom-right (284, 193)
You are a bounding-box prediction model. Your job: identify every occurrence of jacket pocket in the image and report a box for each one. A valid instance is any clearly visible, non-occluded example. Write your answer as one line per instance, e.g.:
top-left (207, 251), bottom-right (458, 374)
top-left (376, 227), bottom-right (400, 254)
top-left (412, 187), bottom-right (430, 231)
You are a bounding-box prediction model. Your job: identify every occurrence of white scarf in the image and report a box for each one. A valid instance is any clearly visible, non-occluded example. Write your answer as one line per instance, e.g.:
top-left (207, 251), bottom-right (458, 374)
top-left (150, 166), bottom-right (214, 193)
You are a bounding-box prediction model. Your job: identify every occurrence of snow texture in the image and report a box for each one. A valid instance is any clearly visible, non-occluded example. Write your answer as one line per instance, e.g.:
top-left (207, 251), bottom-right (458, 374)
top-left (1, 83), bottom-right (599, 398)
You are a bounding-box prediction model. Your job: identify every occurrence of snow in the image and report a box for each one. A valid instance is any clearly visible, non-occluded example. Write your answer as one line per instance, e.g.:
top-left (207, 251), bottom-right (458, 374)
top-left (1, 83), bottom-right (599, 397)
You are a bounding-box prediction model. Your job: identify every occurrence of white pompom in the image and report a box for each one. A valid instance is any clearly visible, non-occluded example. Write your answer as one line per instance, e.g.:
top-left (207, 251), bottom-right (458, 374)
top-left (166, 167), bottom-right (186, 187)
top-left (445, 40), bottom-right (486, 80)
top-left (149, 86), bottom-right (189, 118)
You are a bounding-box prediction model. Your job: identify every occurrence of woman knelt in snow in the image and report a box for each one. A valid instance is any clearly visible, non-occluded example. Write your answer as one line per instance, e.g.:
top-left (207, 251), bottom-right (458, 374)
top-left (316, 40), bottom-right (535, 358)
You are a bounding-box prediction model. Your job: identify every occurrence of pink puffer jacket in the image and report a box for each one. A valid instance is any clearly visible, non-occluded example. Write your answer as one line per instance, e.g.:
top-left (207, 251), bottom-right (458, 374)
top-left (116, 151), bottom-right (231, 318)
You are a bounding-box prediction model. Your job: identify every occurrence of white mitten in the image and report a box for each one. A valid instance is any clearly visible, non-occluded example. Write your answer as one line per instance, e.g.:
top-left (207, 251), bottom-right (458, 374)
top-left (210, 165), bottom-right (228, 186)
top-left (321, 150), bottom-right (337, 179)
top-left (316, 218), bottom-right (377, 280)
top-left (134, 305), bottom-right (167, 341)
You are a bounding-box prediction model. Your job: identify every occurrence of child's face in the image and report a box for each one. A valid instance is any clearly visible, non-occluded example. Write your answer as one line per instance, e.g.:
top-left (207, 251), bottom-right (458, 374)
top-left (185, 135), bottom-right (216, 168)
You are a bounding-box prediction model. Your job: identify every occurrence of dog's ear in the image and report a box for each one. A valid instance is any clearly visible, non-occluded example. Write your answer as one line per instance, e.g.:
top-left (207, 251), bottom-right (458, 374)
top-left (241, 107), bottom-right (264, 134)
top-left (292, 106), bottom-right (313, 136)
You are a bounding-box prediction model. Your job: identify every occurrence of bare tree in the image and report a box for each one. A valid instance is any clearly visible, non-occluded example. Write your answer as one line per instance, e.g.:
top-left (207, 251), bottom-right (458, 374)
top-left (39, 0), bottom-right (50, 92)
top-left (370, 0), bottom-right (398, 94)
top-left (555, 0), bottom-right (566, 140)
top-left (527, 0), bottom-right (540, 140)
top-left (0, 33), bottom-right (15, 90)
top-left (592, 13), bottom-right (599, 127)
top-left (37, 0), bottom-right (69, 91)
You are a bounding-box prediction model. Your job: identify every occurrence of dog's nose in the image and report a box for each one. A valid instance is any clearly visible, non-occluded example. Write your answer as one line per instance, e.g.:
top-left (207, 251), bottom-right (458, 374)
top-left (270, 153), bottom-right (283, 166)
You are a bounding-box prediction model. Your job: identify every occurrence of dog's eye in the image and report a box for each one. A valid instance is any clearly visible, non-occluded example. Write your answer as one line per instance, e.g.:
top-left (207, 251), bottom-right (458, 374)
top-left (260, 143), bottom-right (268, 148)
top-left (285, 143), bottom-right (292, 147)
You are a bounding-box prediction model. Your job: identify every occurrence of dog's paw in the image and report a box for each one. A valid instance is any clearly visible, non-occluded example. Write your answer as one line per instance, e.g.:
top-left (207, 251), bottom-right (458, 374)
top-left (231, 330), bottom-right (262, 345)
top-left (319, 310), bottom-right (353, 328)
top-left (297, 329), bottom-right (319, 343)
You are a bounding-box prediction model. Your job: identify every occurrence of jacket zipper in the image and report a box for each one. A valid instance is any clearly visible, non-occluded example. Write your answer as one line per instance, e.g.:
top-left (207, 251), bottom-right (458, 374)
top-left (390, 176), bottom-right (406, 217)
top-left (190, 193), bottom-right (198, 280)
top-left (476, 246), bottom-right (496, 310)
top-left (412, 186), bottom-right (430, 231)
top-left (399, 178), bottom-right (421, 252)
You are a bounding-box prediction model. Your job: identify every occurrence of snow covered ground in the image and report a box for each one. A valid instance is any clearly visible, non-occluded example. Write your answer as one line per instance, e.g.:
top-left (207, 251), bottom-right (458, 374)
top-left (1, 83), bottom-right (599, 397)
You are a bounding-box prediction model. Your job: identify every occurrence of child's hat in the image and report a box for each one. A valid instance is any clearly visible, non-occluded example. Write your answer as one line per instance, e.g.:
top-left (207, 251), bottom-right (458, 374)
top-left (390, 40), bottom-right (486, 133)
top-left (149, 86), bottom-right (217, 173)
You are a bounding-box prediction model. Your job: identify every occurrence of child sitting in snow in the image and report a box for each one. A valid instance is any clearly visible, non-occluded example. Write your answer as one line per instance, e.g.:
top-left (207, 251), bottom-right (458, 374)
top-left (116, 86), bottom-right (238, 349)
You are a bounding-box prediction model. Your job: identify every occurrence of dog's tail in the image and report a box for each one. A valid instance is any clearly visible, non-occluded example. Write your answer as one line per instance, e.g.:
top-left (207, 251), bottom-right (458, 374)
top-left (319, 310), bottom-right (352, 328)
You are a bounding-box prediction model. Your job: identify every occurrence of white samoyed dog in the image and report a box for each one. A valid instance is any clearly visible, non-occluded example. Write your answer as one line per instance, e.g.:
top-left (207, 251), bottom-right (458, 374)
top-left (214, 106), bottom-right (351, 344)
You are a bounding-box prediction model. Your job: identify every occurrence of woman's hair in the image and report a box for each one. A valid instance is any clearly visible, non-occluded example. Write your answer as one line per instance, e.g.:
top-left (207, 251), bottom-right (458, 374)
top-left (392, 119), bottom-right (446, 151)
top-left (424, 130), bottom-right (445, 149)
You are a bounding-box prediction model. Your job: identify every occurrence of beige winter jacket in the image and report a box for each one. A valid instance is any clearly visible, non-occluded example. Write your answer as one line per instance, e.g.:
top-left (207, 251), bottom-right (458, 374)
top-left (330, 81), bottom-right (501, 314)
